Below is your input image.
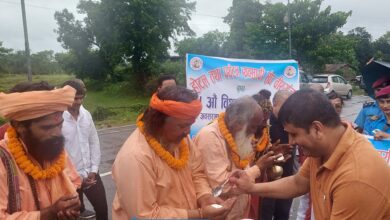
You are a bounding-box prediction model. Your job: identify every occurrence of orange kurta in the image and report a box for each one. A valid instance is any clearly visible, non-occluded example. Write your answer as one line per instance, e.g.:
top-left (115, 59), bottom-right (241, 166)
top-left (194, 121), bottom-right (259, 220)
top-left (111, 128), bottom-right (211, 219)
top-left (0, 134), bottom-right (81, 220)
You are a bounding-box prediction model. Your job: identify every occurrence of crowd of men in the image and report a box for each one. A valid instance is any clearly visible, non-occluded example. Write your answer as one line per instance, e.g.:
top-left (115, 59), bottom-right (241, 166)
top-left (0, 74), bottom-right (389, 220)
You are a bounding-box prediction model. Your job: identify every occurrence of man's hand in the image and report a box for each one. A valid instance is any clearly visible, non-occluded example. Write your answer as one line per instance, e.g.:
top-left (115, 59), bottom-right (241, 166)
top-left (228, 171), bottom-right (255, 195)
top-left (374, 130), bottom-right (390, 140)
top-left (41, 195), bottom-right (80, 220)
top-left (198, 194), bottom-right (223, 207)
top-left (87, 172), bottom-right (97, 181)
top-left (56, 208), bottom-right (80, 220)
top-left (83, 172), bottom-right (97, 189)
top-left (254, 151), bottom-right (276, 170)
top-left (201, 197), bottom-right (236, 220)
top-left (269, 139), bottom-right (293, 156)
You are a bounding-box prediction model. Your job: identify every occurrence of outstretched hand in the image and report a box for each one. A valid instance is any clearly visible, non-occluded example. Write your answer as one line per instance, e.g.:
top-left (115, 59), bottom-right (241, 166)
top-left (202, 197), bottom-right (236, 220)
top-left (268, 139), bottom-right (293, 164)
top-left (228, 171), bottom-right (255, 195)
top-left (269, 139), bottom-right (293, 155)
top-left (255, 151), bottom-right (276, 170)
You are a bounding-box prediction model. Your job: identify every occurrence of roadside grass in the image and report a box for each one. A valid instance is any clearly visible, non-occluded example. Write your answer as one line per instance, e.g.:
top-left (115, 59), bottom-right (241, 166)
top-left (0, 73), bottom-right (74, 92)
top-left (0, 74), bottom-right (148, 127)
top-left (83, 91), bottom-right (148, 127)
top-left (352, 85), bottom-right (366, 96)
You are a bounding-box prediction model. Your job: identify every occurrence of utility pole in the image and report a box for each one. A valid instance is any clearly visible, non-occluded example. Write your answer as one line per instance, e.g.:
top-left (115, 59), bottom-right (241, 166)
top-left (287, 0), bottom-right (292, 58)
top-left (21, 0), bottom-right (32, 82)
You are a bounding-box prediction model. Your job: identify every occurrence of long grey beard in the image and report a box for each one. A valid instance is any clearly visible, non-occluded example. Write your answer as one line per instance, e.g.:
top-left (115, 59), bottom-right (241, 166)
top-left (235, 128), bottom-right (254, 158)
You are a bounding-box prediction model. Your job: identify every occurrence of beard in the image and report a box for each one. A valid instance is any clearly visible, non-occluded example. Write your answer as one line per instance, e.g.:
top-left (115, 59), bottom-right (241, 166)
top-left (24, 129), bottom-right (65, 162)
top-left (234, 125), bottom-right (254, 158)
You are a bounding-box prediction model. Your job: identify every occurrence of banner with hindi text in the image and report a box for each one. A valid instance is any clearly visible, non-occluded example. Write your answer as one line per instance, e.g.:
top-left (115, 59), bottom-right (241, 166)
top-left (186, 53), bottom-right (300, 137)
top-left (366, 135), bottom-right (390, 165)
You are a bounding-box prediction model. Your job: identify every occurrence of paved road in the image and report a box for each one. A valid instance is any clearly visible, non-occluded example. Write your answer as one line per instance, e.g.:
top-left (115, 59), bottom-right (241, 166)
top-left (85, 95), bottom-right (373, 220)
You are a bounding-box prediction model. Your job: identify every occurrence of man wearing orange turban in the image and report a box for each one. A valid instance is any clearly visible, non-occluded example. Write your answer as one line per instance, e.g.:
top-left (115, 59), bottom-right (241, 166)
top-left (0, 81), bottom-right (82, 220)
top-left (111, 86), bottom-right (235, 219)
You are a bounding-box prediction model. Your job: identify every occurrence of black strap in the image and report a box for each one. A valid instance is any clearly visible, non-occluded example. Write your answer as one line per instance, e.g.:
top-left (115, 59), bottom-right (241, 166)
top-left (27, 174), bottom-right (40, 210)
top-left (0, 146), bottom-right (20, 214)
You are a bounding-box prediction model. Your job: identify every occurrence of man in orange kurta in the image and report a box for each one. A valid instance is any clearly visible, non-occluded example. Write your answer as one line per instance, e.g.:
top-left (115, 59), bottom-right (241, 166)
top-left (194, 96), bottom-right (278, 220)
top-left (112, 86), bottom-right (235, 219)
top-left (0, 82), bottom-right (82, 220)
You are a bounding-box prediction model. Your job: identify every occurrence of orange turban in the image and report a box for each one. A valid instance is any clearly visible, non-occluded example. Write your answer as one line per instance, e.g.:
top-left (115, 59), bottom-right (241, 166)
top-left (0, 85), bottom-right (76, 121)
top-left (149, 93), bottom-right (202, 120)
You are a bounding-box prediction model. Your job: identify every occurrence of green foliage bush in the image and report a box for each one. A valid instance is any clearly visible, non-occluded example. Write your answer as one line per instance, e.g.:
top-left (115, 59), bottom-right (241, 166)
top-left (92, 106), bottom-right (116, 121)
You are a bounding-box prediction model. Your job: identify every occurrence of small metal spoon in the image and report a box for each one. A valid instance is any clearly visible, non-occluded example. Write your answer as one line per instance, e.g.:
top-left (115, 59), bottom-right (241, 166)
top-left (212, 178), bottom-right (229, 197)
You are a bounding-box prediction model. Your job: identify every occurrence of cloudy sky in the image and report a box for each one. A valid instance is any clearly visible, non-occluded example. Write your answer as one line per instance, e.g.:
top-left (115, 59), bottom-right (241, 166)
top-left (0, 0), bottom-right (389, 53)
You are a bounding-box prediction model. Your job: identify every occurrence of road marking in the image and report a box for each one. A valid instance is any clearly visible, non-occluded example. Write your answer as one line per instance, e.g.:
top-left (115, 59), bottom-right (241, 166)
top-left (98, 124), bottom-right (136, 132)
top-left (100, 171), bottom-right (112, 177)
top-left (98, 130), bottom-right (132, 136)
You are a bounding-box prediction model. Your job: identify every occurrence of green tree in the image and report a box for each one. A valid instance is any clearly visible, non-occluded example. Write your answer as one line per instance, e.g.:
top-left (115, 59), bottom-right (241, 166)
top-left (310, 32), bottom-right (358, 71)
top-left (225, 0), bottom-right (351, 67)
top-left (224, 0), bottom-right (263, 58)
top-left (54, 8), bottom-right (110, 81)
top-left (373, 31), bottom-right (390, 62)
top-left (31, 50), bottom-right (64, 74)
top-left (290, 0), bottom-right (351, 64)
top-left (175, 30), bottom-right (228, 57)
top-left (55, 0), bottom-right (195, 89)
top-left (0, 42), bottom-right (13, 73)
top-left (5, 51), bottom-right (27, 74)
top-left (245, 2), bottom-right (289, 59)
top-left (347, 27), bottom-right (374, 70)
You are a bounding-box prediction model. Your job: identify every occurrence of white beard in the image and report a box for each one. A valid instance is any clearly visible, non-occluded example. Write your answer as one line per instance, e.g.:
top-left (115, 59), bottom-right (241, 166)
top-left (234, 125), bottom-right (254, 159)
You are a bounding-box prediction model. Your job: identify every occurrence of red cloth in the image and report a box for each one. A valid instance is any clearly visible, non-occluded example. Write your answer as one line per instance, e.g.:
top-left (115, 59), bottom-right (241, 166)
top-left (376, 85), bottom-right (390, 98)
top-left (249, 195), bottom-right (260, 219)
top-left (372, 77), bottom-right (390, 89)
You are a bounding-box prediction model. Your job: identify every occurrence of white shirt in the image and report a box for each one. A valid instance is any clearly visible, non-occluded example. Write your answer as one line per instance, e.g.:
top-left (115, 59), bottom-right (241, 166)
top-left (62, 106), bottom-right (101, 178)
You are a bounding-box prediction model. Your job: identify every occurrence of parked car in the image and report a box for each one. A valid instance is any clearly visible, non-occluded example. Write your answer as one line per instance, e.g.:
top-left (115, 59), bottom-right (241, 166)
top-left (359, 75), bottom-right (366, 90)
top-left (311, 74), bottom-right (353, 99)
top-left (299, 71), bottom-right (313, 89)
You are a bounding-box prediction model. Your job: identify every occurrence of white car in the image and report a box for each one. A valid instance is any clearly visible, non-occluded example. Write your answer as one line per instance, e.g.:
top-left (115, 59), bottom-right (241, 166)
top-left (311, 74), bottom-right (353, 99)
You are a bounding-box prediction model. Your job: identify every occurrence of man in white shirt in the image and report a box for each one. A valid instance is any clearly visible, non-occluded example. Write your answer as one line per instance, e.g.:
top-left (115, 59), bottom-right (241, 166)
top-left (156, 74), bottom-right (177, 92)
top-left (62, 79), bottom-right (108, 220)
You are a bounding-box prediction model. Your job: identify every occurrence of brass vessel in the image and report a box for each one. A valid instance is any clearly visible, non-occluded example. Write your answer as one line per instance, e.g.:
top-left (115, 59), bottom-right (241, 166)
top-left (267, 165), bottom-right (283, 180)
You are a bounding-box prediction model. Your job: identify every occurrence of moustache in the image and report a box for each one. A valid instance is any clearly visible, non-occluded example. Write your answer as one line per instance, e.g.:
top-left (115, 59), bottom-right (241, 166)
top-left (32, 136), bottom-right (65, 162)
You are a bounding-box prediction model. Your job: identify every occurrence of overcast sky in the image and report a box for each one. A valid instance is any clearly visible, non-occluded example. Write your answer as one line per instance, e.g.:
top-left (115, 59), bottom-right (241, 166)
top-left (0, 0), bottom-right (389, 53)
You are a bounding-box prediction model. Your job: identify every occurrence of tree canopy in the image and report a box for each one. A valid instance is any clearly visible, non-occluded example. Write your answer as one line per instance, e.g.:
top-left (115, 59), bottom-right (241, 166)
top-left (54, 0), bottom-right (195, 88)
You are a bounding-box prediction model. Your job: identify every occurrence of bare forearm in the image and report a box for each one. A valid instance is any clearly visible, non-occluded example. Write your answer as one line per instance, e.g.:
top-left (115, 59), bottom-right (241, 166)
top-left (187, 209), bottom-right (202, 218)
top-left (249, 175), bottom-right (309, 199)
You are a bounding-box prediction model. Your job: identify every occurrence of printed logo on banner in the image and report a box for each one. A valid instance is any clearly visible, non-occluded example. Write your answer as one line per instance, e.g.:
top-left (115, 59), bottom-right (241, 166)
top-left (190, 57), bottom-right (203, 71)
top-left (284, 66), bottom-right (297, 78)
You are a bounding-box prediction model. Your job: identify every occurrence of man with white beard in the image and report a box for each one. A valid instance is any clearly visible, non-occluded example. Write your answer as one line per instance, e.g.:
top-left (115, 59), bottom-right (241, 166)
top-left (194, 96), bottom-right (277, 220)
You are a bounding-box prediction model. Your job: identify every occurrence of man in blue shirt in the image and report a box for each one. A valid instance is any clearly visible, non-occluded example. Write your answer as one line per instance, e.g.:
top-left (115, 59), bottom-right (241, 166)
top-left (364, 85), bottom-right (390, 139)
top-left (355, 77), bottom-right (390, 133)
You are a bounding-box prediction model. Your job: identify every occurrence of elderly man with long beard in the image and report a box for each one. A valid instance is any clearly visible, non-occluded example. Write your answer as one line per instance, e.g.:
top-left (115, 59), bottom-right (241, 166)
top-left (194, 96), bottom-right (283, 220)
top-left (111, 86), bottom-right (235, 219)
top-left (0, 81), bottom-right (82, 220)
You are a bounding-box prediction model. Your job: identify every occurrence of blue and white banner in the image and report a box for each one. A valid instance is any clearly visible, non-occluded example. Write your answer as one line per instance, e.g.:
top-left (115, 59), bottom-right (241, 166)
top-left (186, 53), bottom-right (300, 137)
top-left (365, 135), bottom-right (390, 165)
